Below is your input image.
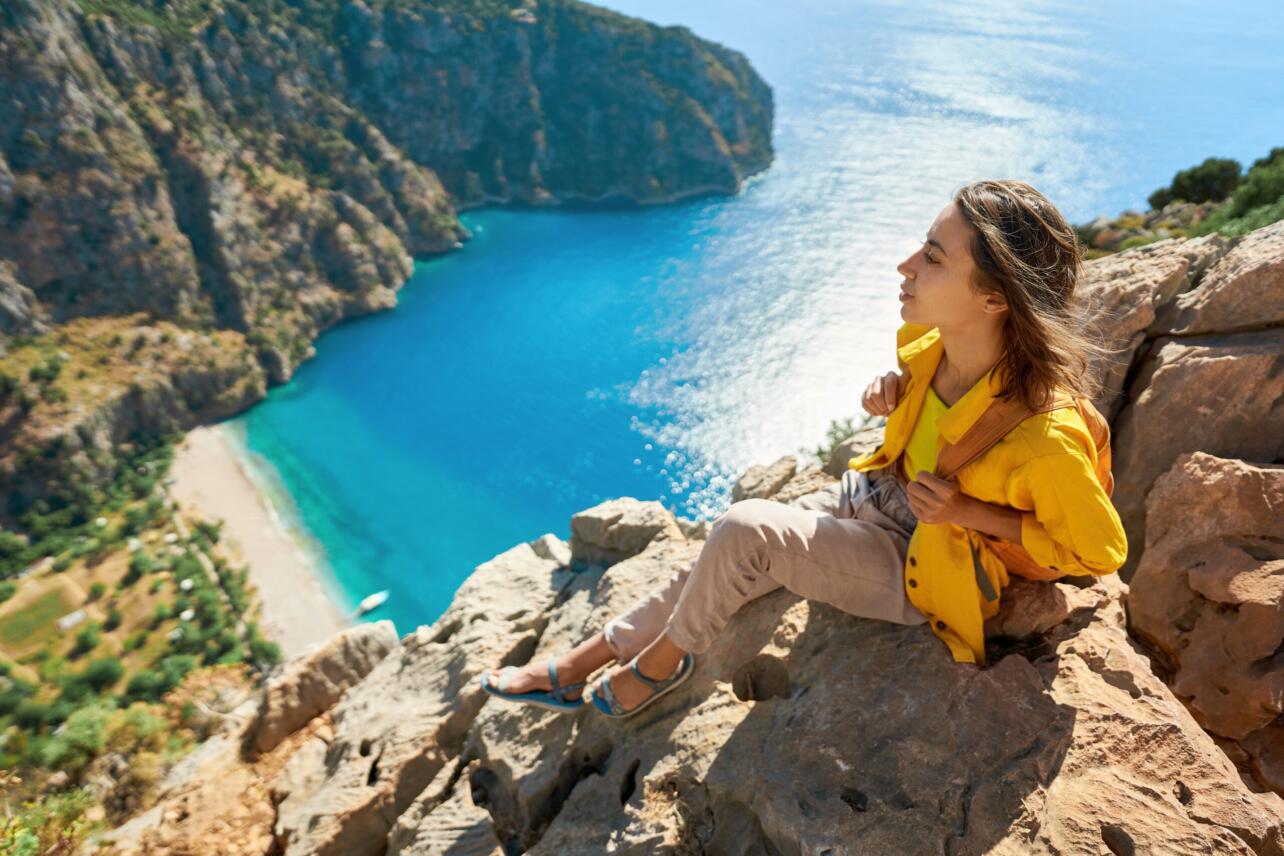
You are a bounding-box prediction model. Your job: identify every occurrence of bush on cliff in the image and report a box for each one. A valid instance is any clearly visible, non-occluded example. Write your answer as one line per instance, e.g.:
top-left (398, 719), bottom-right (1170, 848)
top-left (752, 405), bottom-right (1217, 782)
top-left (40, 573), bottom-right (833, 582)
top-left (1147, 156), bottom-right (1242, 208)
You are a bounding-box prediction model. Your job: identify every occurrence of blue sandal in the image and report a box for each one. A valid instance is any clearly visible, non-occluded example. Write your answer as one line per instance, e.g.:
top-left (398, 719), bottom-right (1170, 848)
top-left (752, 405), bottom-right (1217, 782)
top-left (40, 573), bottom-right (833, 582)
top-left (589, 653), bottom-right (695, 718)
top-left (479, 657), bottom-right (587, 712)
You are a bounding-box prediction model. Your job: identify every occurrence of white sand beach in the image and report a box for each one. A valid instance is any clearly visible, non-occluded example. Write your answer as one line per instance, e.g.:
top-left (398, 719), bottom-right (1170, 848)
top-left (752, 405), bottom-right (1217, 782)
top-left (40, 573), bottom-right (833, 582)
top-left (168, 424), bottom-right (354, 659)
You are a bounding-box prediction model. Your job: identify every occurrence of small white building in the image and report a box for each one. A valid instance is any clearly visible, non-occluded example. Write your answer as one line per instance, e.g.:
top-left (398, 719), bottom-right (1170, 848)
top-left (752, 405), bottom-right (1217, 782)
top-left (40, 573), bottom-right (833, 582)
top-left (56, 608), bottom-right (87, 632)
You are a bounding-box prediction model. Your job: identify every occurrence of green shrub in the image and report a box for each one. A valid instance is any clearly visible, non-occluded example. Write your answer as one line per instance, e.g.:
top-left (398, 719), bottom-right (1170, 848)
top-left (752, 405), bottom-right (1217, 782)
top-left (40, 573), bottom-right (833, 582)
top-left (82, 657), bottom-right (123, 692)
top-left (121, 551), bottom-right (155, 587)
top-left (103, 605), bottom-right (122, 632)
top-left (41, 704), bottom-right (110, 772)
top-left (122, 628), bottom-right (148, 652)
top-left (1229, 158), bottom-right (1284, 217)
top-left (0, 581), bottom-right (15, 603)
top-left (1148, 156), bottom-right (1242, 208)
top-left (71, 622), bottom-right (101, 658)
top-left (86, 582), bottom-right (107, 602)
top-left (122, 669), bottom-right (164, 703)
top-left (12, 698), bottom-right (49, 729)
top-left (0, 786), bottom-right (97, 855)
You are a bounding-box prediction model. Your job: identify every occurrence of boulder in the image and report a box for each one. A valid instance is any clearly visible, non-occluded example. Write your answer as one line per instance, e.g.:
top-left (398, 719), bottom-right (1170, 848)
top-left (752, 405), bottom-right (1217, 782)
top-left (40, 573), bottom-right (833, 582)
top-left (1127, 452), bottom-right (1284, 791)
top-left (1153, 220), bottom-right (1284, 335)
top-left (732, 455), bottom-right (798, 501)
top-left (1077, 234), bottom-right (1231, 421)
top-left (569, 498), bottom-right (686, 566)
top-left (420, 535), bottom-right (1284, 854)
top-left (244, 619), bottom-right (399, 755)
top-left (824, 421), bottom-right (885, 477)
top-left (1108, 328), bottom-right (1284, 579)
top-left (272, 534), bottom-right (581, 854)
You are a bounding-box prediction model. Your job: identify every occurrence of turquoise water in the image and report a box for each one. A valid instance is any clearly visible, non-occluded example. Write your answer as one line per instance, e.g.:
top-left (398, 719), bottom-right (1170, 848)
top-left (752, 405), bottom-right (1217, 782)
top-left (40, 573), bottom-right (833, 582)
top-left (233, 0), bottom-right (1284, 637)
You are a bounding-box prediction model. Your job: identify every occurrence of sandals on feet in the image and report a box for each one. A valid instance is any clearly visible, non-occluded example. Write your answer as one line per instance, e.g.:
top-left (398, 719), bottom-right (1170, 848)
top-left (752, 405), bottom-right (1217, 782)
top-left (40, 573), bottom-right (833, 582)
top-left (589, 652), bottom-right (695, 718)
top-left (478, 656), bottom-right (587, 712)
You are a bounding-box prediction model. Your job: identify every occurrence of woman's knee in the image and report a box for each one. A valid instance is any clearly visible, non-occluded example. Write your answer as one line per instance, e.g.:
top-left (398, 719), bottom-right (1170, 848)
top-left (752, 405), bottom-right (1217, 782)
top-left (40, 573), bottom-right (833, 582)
top-left (710, 498), bottom-right (777, 542)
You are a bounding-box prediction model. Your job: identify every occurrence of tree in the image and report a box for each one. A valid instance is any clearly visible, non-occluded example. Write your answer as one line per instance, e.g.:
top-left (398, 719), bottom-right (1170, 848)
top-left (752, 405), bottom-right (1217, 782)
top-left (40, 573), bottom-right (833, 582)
top-left (70, 622), bottom-right (101, 658)
top-left (1148, 156), bottom-right (1241, 209)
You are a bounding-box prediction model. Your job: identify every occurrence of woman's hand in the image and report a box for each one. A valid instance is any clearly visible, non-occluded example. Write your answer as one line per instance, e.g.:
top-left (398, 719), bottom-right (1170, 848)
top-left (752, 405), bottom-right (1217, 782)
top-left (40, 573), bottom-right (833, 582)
top-left (905, 472), bottom-right (973, 526)
top-left (862, 370), bottom-right (908, 416)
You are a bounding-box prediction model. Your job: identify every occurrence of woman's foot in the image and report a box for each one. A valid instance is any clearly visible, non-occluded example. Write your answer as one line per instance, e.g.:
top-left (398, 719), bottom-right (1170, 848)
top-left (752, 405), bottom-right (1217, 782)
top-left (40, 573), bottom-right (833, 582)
top-left (483, 655), bottom-right (586, 701)
top-left (588, 653), bottom-right (683, 714)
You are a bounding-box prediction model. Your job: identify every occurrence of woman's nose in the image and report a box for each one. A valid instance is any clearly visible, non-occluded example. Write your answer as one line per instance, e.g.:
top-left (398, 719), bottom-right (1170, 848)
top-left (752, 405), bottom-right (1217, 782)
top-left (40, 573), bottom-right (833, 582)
top-left (897, 255), bottom-right (915, 277)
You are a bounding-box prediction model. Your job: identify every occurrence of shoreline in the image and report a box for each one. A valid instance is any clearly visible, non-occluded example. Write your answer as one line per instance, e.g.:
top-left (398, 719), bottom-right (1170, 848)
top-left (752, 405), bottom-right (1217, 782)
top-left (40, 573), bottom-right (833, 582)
top-left (168, 423), bottom-right (359, 660)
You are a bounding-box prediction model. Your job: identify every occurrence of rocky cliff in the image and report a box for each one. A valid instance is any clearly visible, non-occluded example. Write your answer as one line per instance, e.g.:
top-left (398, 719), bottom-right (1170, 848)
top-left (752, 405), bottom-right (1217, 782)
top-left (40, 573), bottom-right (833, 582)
top-left (93, 219), bottom-right (1284, 854)
top-left (0, 0), bottom-right (773, 517)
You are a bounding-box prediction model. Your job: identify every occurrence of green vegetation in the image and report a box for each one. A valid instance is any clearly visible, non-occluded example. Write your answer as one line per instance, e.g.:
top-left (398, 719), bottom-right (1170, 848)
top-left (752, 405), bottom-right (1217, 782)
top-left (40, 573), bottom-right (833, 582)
top-left (0, 432), bottom-right (282, 841)
top-left (0, 783), bottom-right (99, 855)
top-left (1151, 146), bottom-right (1284, 238)
top-left (1147, 156), bottom-right (1241, 209)
top-left (72, 0), bottom-right (223, 45)
top-left (799, 414), bottom-right (873, 467)
top-left (0, 438), bottom-right (176, 581)
top-left (0, 590), bottom-right (70, 647)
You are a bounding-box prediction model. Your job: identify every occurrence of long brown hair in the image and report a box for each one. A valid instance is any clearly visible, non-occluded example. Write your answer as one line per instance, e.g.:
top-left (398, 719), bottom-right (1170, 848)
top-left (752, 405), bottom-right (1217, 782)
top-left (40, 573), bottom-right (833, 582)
top-left (952, 179), bottom-right (1118, 412)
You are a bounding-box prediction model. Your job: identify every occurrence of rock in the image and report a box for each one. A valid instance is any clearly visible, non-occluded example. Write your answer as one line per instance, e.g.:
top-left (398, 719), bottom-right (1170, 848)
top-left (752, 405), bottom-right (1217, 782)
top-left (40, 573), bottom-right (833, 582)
top-left (984, 575), bottom-right (1116, 641)
top-left (731, 454), bottom-right (798, 501)
top-left (1077, 234), bottom-right (1232, 421)
top-left (442, 537), bottom-right (1284, 854)
top-left (245, 619), bottom-right (399, 755)
top-left (569, 497), bottom-right (686, 566)
top-left (272, 534), bottom-right (578, 854)
top-left (1109, 328), bottom-right (1284, 579)
top-left (387, 759), bottom-right (505, 855)
top-left (674, 515), bottom-right (711, 540)
top-left (824, 421), bottom-right (884, 477)
top-left (1127, 452), bottom-right (1284, 790)
top-left (1154, 220), bottom-right (1284, 335)
top-left (771, 463), bottom-right (837, 504)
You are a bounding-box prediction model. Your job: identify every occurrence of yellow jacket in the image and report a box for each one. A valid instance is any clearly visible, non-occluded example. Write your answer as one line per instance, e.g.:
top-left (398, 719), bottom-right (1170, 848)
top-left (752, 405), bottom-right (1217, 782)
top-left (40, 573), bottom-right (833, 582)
top-left (847, 322), bottom-right (1128, 665)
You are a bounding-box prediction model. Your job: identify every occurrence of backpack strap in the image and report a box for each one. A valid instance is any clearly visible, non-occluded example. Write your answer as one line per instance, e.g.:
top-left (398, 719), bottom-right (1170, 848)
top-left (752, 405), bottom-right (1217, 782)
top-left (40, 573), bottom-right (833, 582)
top-left (893, 386), bottom-right (1088, 585)
top-left (934, 390), bottom-right (1073, 481)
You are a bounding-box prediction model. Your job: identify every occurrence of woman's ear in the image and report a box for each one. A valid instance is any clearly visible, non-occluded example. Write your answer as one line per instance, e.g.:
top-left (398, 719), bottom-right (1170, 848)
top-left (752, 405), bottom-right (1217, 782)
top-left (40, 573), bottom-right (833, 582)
top-left (981, 291), bottom-right (1008, 317)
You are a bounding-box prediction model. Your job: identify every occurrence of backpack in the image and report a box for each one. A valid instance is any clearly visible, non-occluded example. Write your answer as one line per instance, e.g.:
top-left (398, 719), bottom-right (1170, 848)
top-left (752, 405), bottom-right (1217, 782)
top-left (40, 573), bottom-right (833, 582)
top-left (891, 390), bottom-right (1114, 583)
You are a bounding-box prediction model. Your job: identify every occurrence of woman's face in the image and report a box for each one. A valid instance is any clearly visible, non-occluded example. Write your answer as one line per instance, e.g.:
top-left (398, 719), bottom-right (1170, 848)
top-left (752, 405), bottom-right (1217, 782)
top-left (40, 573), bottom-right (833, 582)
top-left (896, 201), bottom-right (1006, 328)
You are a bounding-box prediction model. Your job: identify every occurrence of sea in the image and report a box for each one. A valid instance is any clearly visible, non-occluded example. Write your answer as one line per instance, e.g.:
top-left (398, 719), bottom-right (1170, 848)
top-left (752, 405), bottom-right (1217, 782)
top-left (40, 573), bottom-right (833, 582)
top-left (224, 0), bottom-right (1284, 636)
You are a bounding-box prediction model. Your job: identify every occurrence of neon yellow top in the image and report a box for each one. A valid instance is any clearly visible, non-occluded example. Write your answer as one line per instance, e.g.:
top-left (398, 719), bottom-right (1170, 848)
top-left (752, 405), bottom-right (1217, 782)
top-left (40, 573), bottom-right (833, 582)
top-left (902, 384), bottom-right (949, 482)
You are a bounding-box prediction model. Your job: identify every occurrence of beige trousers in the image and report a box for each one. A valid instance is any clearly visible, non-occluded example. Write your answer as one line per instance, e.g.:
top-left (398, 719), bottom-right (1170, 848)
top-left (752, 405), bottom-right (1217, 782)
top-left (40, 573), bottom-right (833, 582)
top-left (603, 466), bottom-right (928, 662)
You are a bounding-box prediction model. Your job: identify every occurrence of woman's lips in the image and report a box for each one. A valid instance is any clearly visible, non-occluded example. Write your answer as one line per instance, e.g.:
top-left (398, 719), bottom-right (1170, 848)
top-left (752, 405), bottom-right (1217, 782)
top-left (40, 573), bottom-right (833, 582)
top-left (899, 290), bottom-right (914, 301)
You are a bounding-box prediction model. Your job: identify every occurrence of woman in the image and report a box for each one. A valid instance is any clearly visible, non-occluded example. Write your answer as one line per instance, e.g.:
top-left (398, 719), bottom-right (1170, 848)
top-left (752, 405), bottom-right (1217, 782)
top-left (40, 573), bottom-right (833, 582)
top-left (480, 179), bottom-right (1128, 717)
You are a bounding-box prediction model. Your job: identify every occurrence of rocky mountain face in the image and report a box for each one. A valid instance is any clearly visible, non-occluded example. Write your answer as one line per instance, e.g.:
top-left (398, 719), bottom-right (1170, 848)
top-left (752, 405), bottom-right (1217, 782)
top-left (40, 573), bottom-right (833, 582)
top-left (94, 219), bottom-right (1284, 854)
top-left (0, 0), bottom-right (773, 517)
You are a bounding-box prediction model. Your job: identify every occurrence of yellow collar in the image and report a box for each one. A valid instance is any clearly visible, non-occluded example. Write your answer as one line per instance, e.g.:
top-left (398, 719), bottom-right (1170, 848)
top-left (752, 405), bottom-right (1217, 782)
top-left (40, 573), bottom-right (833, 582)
top-left (897, 326), bottom-right (1007, 445)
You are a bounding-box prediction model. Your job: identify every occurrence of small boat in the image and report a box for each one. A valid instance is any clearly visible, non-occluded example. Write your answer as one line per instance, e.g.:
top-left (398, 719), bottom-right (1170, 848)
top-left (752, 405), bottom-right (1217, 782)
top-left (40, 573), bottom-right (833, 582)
top-left (355, 590), bottom-right (389, 616)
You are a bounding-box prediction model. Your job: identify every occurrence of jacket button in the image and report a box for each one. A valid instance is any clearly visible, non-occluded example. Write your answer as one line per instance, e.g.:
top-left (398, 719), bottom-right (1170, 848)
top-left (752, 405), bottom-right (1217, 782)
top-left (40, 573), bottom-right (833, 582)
top-left (908, 578), bottom-right (917, 587)
top-left (935, 620), bottom-right (946, 630)
top-left (909, 557), bottom-right (917, 566)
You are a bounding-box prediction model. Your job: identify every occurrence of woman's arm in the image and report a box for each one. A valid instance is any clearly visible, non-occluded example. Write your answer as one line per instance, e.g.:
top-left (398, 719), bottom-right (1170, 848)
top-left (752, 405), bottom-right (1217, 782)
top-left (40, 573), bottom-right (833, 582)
top-left (1005, 451), bottom-right (1128, 575)
top-left (955, 495), bottom-right (1023, 542)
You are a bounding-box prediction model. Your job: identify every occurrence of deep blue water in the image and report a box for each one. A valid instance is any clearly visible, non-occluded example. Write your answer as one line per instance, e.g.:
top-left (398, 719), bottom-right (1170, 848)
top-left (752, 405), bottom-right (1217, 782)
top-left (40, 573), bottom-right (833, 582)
top-left (230, 0), bottom-right (1284, 636)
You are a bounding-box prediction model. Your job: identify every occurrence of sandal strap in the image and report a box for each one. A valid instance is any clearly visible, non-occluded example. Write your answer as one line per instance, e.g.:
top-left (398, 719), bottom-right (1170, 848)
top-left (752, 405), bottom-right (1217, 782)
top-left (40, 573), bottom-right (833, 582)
top-left (629, 656), bottom-right (677, 690)
top-left (598, 675), bottom-right (627, 715)
top-left (548, 658), bottom-right (585, 702)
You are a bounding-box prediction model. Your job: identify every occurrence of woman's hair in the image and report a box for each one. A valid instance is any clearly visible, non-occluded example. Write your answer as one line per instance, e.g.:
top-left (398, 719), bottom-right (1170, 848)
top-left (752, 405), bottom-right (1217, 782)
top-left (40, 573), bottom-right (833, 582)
top-left (952, 179), bottom-right (1119, 412)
